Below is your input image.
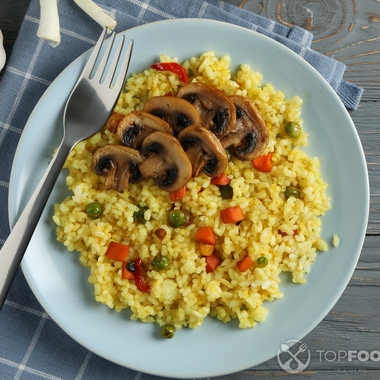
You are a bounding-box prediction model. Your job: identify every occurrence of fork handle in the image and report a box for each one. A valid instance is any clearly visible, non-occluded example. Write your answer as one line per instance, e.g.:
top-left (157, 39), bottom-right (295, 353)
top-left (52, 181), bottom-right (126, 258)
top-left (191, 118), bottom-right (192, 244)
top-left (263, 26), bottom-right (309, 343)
top-left (0, 140), bottom-right (72, 310)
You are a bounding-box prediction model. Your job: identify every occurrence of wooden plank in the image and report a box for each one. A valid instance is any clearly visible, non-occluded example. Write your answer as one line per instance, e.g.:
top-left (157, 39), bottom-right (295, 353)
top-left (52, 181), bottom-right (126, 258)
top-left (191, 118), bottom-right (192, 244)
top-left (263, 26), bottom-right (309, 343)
top-left (350, 102), bottom-right (380, 234)
top-left (236, 0), bottom-right (380, 100)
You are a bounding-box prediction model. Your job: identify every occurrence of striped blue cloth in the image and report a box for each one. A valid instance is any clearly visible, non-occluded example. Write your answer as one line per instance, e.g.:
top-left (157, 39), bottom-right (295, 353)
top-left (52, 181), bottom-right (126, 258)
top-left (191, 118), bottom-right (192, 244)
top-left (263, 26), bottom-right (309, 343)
top-left (0, 0), bottom-right (363, 379)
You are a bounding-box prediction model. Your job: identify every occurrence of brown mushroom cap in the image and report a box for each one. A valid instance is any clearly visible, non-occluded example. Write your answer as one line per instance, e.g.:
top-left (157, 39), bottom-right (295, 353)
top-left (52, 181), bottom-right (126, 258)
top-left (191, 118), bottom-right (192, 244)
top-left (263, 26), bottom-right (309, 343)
top-left (220, 95), bottom-right (269, 160)
top-left (176, 82), bottom-right (236, 138)
top-left (105, 112), bottom-right (125, 133)
top-left (138, 131), bottom-right (192, 192)
top-left (116, 110), bottom-right (172, 149)
top-left (143, 96), bottom-right (201, 135)
top-left (92, 144), bottom-right (144, 192)
top-left (177, 125), bottom-right (228, 178)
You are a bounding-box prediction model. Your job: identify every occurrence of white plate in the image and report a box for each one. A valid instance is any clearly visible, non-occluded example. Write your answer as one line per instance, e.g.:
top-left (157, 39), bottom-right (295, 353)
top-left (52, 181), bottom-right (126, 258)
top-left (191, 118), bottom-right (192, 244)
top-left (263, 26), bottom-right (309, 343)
top-left (9, 19), bottom-right (369, 378)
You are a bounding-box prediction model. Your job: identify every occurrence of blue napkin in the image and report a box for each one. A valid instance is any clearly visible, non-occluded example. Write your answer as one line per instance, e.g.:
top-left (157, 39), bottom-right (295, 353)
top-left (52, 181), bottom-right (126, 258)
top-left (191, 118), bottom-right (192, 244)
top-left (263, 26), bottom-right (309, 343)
top-left (0, 0), bottom-right (363, 379)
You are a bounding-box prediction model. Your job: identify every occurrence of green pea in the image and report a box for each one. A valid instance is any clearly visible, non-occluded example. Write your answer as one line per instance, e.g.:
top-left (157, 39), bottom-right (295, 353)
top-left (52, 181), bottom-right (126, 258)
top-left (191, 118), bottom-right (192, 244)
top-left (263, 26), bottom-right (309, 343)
top-left (134, 205), bottom-right (148, 224)
top-left (218, 184), bottom-right (233, 199)
top-left (168, 210), bottom-right (187, 228)
top-left (284, 186), bottom-right (301, 199)
top-left (257, 256), bottom-right (268, 268)
top-left (152, 255), bottom-right (170, 271)
top-left (160, 324), bottom-right (175, 339)
top-left (285, 122), bottom-right (301, 138)
top-left (86, 202), bottom-right (103, 219)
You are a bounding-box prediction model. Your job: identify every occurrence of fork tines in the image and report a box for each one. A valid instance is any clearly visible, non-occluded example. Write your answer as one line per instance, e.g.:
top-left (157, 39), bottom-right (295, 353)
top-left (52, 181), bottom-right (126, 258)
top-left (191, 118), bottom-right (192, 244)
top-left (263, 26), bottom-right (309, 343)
top-left (82, 28), bottom-right (134, 93)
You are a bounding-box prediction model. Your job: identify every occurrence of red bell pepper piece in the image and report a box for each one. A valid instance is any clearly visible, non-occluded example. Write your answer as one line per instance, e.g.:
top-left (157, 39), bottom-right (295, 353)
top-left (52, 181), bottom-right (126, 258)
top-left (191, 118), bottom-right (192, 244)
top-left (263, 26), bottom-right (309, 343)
top-left (133, 258), bottom-right (151, 293)
top-left (220, 206), bottom-right (245, 224)
top-left (151, 62), bottom-right (189, 84)
top-left (210, 174), bottom-right (231, 186)
top-left (122, 263), bottom-right (134, 280)
top-left (170, 186), bottom-right (186, 202)
top-left (237, 255), bottom-right (253, 272)
top-left (205, 254), bottom-right (221, 273)
top-left (105, 242), bottom-right (130, 262)
top-left (252, 152), bottom-right (272, 173)
top-left (195, 226), bottom-right (216, 245)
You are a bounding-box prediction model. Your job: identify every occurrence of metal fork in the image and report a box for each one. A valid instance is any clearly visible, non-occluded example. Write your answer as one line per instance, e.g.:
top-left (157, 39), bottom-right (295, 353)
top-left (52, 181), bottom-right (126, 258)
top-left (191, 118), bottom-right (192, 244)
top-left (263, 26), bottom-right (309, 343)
top-left (0, 28), bottom-right (134, 309)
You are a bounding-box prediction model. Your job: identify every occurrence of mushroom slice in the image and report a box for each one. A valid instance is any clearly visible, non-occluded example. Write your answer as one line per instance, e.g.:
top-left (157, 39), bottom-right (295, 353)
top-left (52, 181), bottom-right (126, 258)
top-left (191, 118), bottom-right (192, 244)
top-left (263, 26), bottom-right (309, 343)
top-left (177, 125), bottom-right (228, 178)
top-left (105, 112), bottom-right (125, 133)
top-left (116, 110), bottom-right (172, 149)
top-left (220, 95), bottom-right (269, 160)
top-left (138, 131), bottom-right (192, 192)
top-left (143, 96), bottom-right (201, 135)
top-left (92, 144), bottom-right (144, 192)
top-left (176, 82), bottom-right (236, 138)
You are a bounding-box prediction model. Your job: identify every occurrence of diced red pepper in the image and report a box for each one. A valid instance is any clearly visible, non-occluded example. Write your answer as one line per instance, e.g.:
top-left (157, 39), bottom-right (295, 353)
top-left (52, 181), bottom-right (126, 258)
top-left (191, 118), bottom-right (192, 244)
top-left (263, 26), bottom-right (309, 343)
top-left (220, 206), bottom-right (245, 224)
top-left (105, 242), bottom-right (130, 262)
top-left (122, 264), bottom-right (134, 280)
top-left (151, 62), bottom-right (189, 84)
top-left (133, 258), bottom-right (151, 292)
top-left (170, 186), bottom-right (186, 202)
top-left (210, 174), bottom-right (231, 186)
top-left (195, 226), bottom-right (216, 245)
top-left (237, 255), bottom-right (253, 272)
top-left (205, 254), bottom-right (221, 273)
top-left (252, 152), bottom-right (272, 173)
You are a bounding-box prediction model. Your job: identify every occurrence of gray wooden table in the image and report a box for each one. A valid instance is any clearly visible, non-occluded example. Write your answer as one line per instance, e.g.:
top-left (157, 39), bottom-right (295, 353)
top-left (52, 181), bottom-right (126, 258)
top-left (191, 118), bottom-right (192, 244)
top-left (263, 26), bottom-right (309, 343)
top-left (1, 1), bottom-right (379, 379)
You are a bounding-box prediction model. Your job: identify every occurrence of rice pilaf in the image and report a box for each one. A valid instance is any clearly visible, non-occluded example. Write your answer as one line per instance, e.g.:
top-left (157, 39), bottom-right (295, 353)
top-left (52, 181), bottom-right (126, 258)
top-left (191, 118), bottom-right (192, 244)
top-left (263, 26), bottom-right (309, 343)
top-left (53, 51), bottom-right (331, 330)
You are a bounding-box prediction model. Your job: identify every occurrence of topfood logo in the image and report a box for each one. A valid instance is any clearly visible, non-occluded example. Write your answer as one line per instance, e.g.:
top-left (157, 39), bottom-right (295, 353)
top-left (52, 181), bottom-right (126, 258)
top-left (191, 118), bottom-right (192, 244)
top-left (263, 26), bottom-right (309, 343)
top-left (277, 339), bottom-right (380, 373)
top-left (277, 340), bottom-right (311, 373)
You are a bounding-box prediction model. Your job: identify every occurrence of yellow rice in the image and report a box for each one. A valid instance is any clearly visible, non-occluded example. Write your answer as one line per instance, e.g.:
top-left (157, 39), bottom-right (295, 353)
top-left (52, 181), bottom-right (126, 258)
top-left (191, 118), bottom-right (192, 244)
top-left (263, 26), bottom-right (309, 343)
top-left (53, 51), bottom-right (331, 329)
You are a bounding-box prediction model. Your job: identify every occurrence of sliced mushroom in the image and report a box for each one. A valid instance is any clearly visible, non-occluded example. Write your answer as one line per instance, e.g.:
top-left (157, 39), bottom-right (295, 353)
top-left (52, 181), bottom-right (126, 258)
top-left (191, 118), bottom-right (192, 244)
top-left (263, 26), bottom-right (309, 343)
top-left (143, 96), bottom-right (201, 135)
top-left (116, 110), bottom-right (172, 149)
top-left (220, 95), bottom-right (269, 160)
top-left (138, 131), bottom-right (192, 192)
top-left (176, 82), bottom-right (236, 138)
top-left (92, 144), bottom-right (144, 192)
top-left (177, 125), bottom-right (228, 178)
top-left (105, 112), bottom-right (125, 133)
